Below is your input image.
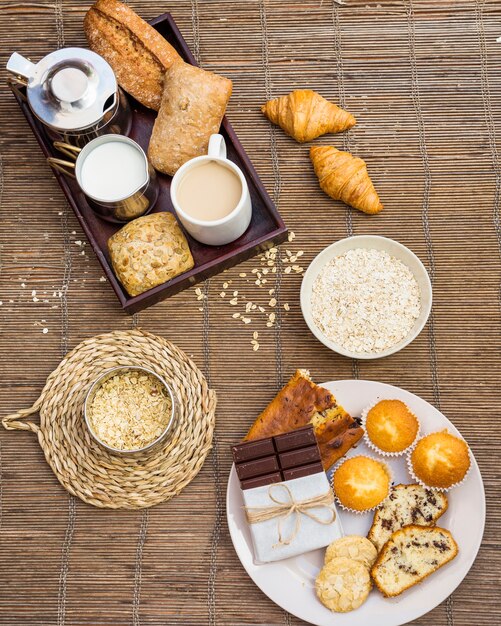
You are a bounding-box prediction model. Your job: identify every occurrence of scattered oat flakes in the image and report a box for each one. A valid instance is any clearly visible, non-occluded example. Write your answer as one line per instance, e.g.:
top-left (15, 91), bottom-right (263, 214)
top-left (230, 297), bottom-right (238, 305)
top-left (269, 298), bottom-right (277, 307)
top-left (239, 273), bottom-right (247, 277)
top-left (284, 303), bottom-right (290, 311)
top-left (42, 328), bottom-right (48, 334)
top-left (99, 276), bottom-right (107, 282)
top-left (220, 292), bottom-right (226, 298)
top-left (284, 266), bottom-right (292, 274)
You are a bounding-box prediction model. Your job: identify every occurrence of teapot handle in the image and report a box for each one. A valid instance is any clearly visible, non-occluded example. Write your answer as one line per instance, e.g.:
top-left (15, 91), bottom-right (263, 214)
top-left (6, 52), bottom-right (36, 82)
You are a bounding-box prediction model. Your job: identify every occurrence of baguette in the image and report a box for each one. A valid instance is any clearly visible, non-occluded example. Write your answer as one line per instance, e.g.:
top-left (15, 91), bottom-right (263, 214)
top-left (371, 525), bottom-right (458, 597)
top-left (84, 0), bottom-right (181, 110)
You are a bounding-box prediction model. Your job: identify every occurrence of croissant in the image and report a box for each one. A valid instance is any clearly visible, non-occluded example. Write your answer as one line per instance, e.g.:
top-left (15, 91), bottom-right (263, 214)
top-left (261, 89), bottom-right (356, 142)
top-left (310, 145), bottom-right (383, 215)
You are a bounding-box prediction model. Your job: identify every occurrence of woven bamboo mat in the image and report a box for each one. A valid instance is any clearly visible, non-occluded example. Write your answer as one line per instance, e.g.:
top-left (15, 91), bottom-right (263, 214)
top-left (0, 1), bottom-right (500, 625)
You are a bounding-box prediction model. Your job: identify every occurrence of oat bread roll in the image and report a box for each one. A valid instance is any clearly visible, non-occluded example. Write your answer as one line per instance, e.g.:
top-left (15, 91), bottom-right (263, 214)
top-left (84, 0), bottom-right (181, 110)
top-left (108, 212), bottom-right (194, 297)
top-left (148, 60), bottom-right (233, 176)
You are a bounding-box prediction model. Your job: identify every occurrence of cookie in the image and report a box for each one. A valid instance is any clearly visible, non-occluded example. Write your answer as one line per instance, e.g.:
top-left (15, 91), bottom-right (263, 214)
top-left (316, 557), bottom-right (371, 612)
top-left (324, 536), bottom-right (377, 569)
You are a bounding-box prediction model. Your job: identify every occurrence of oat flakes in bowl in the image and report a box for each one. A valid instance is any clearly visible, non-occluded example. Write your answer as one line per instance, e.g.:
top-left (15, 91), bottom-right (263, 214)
top-left (84, 366), bottom-right (175, 454)
top-left (300, 235), bottom-right (432, 359)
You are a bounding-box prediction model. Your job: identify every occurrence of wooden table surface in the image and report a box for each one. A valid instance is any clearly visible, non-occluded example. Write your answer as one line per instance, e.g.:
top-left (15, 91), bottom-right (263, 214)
top-left (0, 1), bottom-right (499, 625)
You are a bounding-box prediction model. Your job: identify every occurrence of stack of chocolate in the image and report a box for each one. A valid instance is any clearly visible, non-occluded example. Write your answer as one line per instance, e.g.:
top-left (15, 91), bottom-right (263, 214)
top-left (232, 426), bottom-right (343, 564)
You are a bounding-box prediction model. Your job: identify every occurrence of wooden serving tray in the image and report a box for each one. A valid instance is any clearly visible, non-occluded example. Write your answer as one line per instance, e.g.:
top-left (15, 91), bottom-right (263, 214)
top-left (10, 13), bottom-right (287, 314)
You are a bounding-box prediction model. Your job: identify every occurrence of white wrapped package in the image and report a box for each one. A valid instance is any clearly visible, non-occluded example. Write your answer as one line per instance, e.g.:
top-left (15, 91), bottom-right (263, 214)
top-left (242, 472), bottom-right (343, 564)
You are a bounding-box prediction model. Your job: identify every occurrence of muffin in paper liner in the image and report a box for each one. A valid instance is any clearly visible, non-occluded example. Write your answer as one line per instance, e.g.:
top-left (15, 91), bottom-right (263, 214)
top-left (331, 455), bottom-right (394, 515)
top-left (406, 431), bottom-right (472, 492)
top-left (361, 398), bottom-right (420, 458)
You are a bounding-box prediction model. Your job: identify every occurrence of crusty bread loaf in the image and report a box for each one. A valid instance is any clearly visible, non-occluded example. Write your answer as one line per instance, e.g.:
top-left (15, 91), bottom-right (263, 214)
top-left (148, 60), bottom-right (232, 176)
top-left (84, 0), bottom-right (181, 110)
top-left (368, 484), bottom-right (448, 552)
top-left (371, 525), bottom-right (458, 597)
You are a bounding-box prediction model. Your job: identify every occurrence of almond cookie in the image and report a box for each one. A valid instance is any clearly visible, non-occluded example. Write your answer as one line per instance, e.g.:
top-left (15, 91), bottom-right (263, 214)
top-left (324, 536), bottom-right (377, 569)
top-left (316, 556), bottom-right (371, 612)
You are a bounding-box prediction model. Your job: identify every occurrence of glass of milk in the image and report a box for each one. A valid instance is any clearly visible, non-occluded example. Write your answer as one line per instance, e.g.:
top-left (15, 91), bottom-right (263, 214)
top-left (50, 135), bottom-right (158, 222)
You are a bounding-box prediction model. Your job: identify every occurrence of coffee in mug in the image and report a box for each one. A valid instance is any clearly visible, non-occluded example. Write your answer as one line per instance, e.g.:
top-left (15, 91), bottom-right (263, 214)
top-left (170, 133), bottom-right (252, 246)
top-left (176, 160), bottom-right (242, 222)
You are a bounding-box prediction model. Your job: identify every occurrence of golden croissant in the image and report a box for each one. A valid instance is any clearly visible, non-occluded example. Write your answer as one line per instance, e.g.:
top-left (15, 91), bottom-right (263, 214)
top-left (310, 146), bottom-right (383, 215)
top-left (261, 89), bottom-right (356, 142)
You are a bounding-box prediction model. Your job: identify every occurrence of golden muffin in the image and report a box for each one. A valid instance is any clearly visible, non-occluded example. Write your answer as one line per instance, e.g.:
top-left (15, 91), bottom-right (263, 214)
top-left (410, 430), bottom-right (470, 489)
top-left (332, 456), bottom-right (391, 512)
top-left (365, 399), bottom-right (419, 454)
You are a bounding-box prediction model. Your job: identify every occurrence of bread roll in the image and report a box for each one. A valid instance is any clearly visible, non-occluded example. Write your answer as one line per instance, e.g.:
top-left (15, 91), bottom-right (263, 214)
top-left (84, 0), bottom-right (181, 110)
top-left (148, 60), bottom-right (232, 176)
top-left (108, 212), bottom-right (194, 297)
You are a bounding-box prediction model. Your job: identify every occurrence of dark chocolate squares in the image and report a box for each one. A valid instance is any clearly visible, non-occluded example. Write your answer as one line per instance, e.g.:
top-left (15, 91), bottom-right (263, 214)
top-left (232, 425), bottom-right (324, 489)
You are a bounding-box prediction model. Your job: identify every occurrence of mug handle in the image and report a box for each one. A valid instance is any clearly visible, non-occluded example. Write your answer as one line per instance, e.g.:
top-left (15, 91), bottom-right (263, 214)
top-left (208, 134), bottom-right (227, 159)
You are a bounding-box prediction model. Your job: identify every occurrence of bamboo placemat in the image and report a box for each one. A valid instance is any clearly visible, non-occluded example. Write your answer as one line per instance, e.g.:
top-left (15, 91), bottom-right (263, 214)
top-left (0, 1), bottom-right (499, 625)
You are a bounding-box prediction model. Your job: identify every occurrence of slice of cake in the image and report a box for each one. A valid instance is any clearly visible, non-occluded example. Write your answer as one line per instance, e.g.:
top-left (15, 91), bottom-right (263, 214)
top-left (371, 525), bottom-right (458, 597)
top-left (368, 484), bottom-right (448, 552)
top-left (244, 370), bottom-right (363, 470)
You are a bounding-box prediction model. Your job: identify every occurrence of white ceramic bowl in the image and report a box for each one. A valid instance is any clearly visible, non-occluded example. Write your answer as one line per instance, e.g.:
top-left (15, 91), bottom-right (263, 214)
top-left (300, 235), bottom-right (433, 359)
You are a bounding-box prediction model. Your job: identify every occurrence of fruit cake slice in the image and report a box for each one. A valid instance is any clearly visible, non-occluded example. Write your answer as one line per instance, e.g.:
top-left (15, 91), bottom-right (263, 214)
top-left (244, 370), bottom-right (363, 470)
top-left (371, 525), bottom-right (458, 597)
top-left (368, 484), bottom-right (448, 552)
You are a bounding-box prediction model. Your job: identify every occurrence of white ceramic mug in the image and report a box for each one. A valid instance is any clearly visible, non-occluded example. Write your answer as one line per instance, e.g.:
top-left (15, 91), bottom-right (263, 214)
top-left (170, 134), bottom-right (252, 246)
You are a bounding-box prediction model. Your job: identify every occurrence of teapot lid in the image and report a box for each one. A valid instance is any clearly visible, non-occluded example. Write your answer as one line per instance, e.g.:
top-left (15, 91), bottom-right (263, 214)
top-left (7, 47), bottom-right (117, 132)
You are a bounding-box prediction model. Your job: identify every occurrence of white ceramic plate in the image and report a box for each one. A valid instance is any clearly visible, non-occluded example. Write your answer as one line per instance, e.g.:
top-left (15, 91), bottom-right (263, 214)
top-left (300, 236), bottom-right (433, 359)
top-left (227, 380), bottom-right (485, 626)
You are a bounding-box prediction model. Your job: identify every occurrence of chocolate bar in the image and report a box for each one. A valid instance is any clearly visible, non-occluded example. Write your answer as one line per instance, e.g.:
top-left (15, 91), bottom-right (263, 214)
top-left (232, 425), bottom-right (323, 489)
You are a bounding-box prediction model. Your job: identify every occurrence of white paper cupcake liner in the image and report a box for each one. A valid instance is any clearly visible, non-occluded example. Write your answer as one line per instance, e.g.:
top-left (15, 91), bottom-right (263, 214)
top-left (331, 455), bottom-right (394, 515)
top-left (406, 434), bottom-right (472, 492)
top-left (361, 398), bottom-right (421, 458)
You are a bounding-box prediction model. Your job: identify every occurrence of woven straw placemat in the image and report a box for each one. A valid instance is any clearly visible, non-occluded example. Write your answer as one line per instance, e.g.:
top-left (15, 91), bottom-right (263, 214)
top-left (1, 328), bottom-right (217, 509)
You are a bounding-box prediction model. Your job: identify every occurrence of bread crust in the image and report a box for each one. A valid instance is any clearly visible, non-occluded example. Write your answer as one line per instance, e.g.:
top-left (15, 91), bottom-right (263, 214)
top-left (108, 212), bottom-right (194, 296)
top-left (84, 0), bottom-right (181, 110)
top-left (371, 524), bottom-right (458, 597)
top-left (148, 60), bottom-right (232, 176)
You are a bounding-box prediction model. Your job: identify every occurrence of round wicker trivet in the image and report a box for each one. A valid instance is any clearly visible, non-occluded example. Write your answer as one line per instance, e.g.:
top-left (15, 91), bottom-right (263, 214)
top-left (2, 329), bottom-right (217, 509)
